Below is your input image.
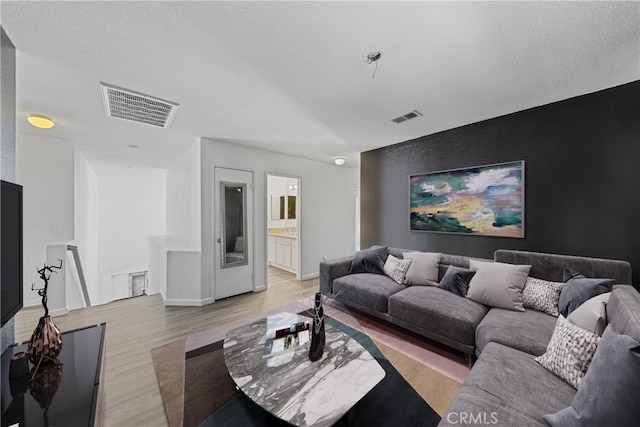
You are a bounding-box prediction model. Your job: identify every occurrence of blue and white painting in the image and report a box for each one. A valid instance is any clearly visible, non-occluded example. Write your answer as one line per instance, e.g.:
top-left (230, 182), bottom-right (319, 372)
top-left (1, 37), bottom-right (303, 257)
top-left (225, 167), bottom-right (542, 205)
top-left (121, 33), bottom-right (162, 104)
top-left (410, 161), bottom-right (524, 237)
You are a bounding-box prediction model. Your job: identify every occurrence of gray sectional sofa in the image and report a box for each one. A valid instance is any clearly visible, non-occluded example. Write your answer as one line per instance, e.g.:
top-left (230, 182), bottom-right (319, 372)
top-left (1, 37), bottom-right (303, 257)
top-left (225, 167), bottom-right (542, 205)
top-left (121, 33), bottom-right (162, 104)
top-left (319, 248), bottom-right (640, 426)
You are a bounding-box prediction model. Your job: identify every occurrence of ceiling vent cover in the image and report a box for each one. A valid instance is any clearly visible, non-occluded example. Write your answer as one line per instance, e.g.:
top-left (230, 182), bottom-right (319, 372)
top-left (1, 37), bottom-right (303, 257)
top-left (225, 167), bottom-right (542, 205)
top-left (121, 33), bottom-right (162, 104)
top-left (391, 110), bottom-right (422, 124)
top-left (100, 82), bottom-right (179, 128)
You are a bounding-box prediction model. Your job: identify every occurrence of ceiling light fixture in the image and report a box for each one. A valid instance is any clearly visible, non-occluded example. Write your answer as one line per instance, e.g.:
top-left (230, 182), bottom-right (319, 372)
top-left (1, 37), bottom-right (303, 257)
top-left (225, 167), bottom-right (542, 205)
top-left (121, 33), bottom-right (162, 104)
top-left (27, 113), bottom-right (55, 129)
top-left (334, 157), bottom-right (346, 166)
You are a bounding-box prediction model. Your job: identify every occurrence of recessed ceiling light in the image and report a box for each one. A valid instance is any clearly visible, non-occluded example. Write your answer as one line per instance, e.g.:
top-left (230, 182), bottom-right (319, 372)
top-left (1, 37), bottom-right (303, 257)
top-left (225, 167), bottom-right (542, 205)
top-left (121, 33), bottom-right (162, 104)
top-left (27, 113), bottom-right (55, 129)
top-left (334, 157), bottom-right (346, 166)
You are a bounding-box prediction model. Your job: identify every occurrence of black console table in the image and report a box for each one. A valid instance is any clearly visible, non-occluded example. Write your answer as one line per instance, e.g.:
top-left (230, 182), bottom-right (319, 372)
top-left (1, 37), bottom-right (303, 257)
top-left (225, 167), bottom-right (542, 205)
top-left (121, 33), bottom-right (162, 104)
top-left (1, 323), bottom-right (106, 427)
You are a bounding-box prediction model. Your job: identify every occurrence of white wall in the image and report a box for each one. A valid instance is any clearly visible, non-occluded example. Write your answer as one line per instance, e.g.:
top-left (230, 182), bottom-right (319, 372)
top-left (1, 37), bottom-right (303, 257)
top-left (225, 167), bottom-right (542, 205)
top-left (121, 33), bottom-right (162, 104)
top-left (74, 147), bottom-right (99, 306)
top-left (94, 163), bottom-right (166, 304)
top-left (16, 133), bottom-right (75, 306)
top-left (200, 137), bottom-right (358, 301)
top-left (166, 140), bottom-right (201, 247)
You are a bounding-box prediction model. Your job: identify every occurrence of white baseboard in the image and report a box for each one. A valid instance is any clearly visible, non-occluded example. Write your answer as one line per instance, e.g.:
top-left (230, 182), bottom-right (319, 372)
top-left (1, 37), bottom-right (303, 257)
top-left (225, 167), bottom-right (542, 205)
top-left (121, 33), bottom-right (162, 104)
top-left (301, 272), bottom-right (319, 281)
top-left (50, 306), bottom-right (69, 317)
top-left (162, 297), bottom-right (214, 306)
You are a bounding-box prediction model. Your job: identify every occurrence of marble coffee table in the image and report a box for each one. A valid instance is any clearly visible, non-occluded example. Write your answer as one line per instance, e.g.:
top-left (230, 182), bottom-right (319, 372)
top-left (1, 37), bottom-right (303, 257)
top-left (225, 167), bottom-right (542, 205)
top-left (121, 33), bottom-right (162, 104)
top-left (223, 312), bottom-right (386, 427)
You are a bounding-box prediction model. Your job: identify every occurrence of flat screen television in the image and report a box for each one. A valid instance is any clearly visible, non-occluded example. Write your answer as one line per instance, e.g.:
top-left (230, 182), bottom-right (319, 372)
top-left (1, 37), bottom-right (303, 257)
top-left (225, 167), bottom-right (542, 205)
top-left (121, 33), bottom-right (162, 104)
top-left (1, 180), bottom-right (23, 326)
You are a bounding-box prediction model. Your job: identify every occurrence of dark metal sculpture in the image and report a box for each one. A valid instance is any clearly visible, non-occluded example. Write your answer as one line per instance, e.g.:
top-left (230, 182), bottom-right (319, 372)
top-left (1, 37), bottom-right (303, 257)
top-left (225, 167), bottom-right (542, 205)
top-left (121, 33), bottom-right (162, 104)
top-left (31, 259), bottom-right (63, 317)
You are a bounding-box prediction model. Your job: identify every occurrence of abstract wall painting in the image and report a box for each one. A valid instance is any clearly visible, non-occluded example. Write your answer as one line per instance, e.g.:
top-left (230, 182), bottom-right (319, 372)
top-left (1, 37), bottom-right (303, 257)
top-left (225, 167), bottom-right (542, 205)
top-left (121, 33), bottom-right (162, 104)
top-left (410, 161), bottom-right (524, 238)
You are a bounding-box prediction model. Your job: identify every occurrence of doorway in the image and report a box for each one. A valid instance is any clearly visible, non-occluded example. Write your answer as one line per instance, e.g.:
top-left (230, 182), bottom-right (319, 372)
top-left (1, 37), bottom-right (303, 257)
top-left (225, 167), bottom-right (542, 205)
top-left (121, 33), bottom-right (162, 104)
top-left (266, 174), bottom-right (301, 280)
top-left (213, 167), bottom-right (254, 300)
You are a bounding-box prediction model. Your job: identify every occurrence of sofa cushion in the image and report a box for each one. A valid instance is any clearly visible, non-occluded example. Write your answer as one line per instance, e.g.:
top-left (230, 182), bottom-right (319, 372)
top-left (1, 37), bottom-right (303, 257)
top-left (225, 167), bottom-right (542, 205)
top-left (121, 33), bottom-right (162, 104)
top-left (348, 246), bottom-right (388, 275)
top-left (522, 277), bottom-right (564, 316)
top-left (383, 254), bottom-right (412, 285)
top-left (476, 308), bottom-right (557, 356)
top-left (535, 316), bottom-right (600, 389)
top-left (440, 342), bottom-right (576, 427)
top-left (437, 266), bottom-right (476, 297)
top-left (558, 268), bottom-right (615, 317)
top-left (567, 292), bottom-right (610, 336)
top-left (467, 259), bottom-right (531, 311)
top-left (388, 286), bottom-right (488, 348)
top-left (606, 285), bottom-right (640, 342)
top-left (332, 273), bottom-right (405, 313)
top-left (403, 251), bottom-right (441, 285)
top-left (544, 326), bottom-right (640, 427)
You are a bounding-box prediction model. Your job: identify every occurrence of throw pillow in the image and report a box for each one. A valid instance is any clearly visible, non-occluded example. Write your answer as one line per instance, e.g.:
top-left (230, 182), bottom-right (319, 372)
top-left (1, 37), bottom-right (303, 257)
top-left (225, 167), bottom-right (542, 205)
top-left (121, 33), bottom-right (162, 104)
top-left (349, 246), bottom-right (388, 275)
top-left (544, 327), bottom-right (640, 427)
top-left (522, 277), bottom-right (564, 316)
top-left (383, 254), bottom-right (413, 285)
top-left (437, 266), bottom-right (476, 297)
top-left (403, 252), bottom-right (442, 285)
top-left (567, 292), bottom-right (611, 336)
top-left (466, 260), bottom-right (531, 311)
top-left (558, 268), bottom-right (615, 317)
top-left (535, 315), bottom-right (600, 389)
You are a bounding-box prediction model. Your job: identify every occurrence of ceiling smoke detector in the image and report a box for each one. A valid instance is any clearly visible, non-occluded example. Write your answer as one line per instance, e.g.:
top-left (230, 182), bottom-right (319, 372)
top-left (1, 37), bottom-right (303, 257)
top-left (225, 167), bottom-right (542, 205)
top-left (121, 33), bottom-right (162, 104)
top-left (391, 110), bottom-right (422, 124)
top-left (100, 83), bottom-right (179, 128)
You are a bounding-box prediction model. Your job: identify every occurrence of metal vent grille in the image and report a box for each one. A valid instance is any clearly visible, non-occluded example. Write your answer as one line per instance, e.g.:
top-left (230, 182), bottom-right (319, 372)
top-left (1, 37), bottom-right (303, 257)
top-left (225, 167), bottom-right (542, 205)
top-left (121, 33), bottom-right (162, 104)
top-left (100, 83), bottom-right (179, 128)
top-left (391, 110), bottom-right (422, 124)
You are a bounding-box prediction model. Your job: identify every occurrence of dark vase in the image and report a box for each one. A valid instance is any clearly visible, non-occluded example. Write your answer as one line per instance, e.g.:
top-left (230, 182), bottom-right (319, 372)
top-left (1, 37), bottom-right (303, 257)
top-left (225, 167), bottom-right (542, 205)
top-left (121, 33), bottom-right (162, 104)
top-left (28, 315), bottom-right (63, 365)
top-left (309, 292), bottom-right (326, 361)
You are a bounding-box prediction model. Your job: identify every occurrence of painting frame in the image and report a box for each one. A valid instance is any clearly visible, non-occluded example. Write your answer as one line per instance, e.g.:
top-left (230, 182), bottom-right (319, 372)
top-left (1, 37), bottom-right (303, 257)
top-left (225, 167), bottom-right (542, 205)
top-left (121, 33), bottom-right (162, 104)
top-left (409, 161), bottom-right (525, 238)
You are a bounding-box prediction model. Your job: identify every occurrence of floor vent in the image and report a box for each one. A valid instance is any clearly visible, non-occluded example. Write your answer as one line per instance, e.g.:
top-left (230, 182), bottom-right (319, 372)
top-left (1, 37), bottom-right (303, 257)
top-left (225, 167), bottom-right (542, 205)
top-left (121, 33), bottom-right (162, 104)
top-left (100, 83), bottom-right (179, 128)
top-left (391, 110), bottom-right (422, 124)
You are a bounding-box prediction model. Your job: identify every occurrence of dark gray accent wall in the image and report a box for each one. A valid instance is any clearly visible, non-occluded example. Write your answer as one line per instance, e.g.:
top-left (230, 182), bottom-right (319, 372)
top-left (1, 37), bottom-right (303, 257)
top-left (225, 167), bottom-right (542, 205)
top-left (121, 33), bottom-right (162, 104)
top-left (362, 81), bottom-right (640, 287)
top-left (1, 27), bottom-right (17, 355)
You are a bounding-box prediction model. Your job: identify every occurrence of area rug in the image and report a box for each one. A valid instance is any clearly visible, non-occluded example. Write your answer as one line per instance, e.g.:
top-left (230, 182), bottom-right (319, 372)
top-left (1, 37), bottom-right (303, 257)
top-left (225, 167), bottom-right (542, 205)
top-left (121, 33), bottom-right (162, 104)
top-left (151, 298), bottom-right (463, 427)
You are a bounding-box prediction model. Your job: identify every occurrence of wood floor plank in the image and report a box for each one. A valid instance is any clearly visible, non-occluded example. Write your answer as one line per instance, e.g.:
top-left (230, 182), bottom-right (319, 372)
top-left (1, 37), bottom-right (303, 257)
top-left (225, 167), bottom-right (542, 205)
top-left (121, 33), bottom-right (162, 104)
top-left (14, 267), bottom-right (316, 427)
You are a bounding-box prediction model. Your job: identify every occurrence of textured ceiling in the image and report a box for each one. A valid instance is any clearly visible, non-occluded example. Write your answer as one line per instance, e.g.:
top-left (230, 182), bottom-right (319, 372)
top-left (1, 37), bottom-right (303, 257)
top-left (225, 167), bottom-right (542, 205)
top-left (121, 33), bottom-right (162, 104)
top-left (2, 1), bottom-right (639, 169)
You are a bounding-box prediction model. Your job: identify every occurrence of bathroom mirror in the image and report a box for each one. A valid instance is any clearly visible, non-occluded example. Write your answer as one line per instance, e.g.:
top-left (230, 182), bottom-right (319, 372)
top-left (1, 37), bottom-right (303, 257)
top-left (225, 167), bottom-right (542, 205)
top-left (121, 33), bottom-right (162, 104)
top-left (220, 182), bottom-right (248, 268)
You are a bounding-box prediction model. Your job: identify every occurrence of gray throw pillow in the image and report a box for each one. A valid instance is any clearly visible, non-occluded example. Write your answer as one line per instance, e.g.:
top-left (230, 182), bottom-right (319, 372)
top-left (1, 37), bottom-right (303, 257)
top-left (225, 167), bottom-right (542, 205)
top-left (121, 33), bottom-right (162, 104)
top-left (437, 266), bottom-right (476, 297)
top-left (466, 260), bottom-right (531, 311)
top-left (403, 251), bottom-right (441, 285)
top-left (544, 326), bottom-right (640, 427)
top-left (535, 315), bottom-right (600, 389)
top-left (558, 268), bottom-right (615, 317)
top-left (567, 292), bottom-right (611, 336)
top-left (349, 246), bottom-right (388, 275)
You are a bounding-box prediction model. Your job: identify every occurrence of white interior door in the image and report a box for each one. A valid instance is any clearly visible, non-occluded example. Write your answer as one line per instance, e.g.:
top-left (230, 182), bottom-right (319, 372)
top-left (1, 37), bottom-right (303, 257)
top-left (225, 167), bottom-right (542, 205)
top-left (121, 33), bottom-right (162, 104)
top-left (214, 167), bottom-right (254, 300)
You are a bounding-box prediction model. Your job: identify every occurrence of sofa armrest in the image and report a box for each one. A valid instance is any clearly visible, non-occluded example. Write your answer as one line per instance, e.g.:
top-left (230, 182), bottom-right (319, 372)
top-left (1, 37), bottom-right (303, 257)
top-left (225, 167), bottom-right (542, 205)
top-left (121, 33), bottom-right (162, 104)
top-left (319, 256), bottom-right (353, 295)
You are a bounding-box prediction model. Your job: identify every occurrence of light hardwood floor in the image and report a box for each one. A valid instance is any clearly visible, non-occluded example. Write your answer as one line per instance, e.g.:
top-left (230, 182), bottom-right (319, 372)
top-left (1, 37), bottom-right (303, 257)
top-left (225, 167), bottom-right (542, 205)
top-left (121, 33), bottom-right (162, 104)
top-left (14, 267), bottom-right (317, 427)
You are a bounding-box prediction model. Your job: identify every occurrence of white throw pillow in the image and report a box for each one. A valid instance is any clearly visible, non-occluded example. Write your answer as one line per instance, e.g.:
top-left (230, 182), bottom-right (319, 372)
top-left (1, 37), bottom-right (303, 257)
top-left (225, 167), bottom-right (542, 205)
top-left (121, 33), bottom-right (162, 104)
top-left (522, 277), bottom-right (564, 316)
top-left (403, 252), bottom-right (441, 285)
top-left (383, 254), bottom-right (413, 285)
top-left (466, 260), bottom-right (531, 311)
top-left (567, 292), bottom-right (611, 336)
top-left (535, 315), bottom-right (600, 389)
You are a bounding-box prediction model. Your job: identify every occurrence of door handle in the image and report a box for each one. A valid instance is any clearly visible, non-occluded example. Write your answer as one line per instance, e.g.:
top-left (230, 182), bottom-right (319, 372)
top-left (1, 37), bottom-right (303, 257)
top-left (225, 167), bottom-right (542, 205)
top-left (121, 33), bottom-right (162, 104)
top-left (217, 238), bottom-right (221, 243)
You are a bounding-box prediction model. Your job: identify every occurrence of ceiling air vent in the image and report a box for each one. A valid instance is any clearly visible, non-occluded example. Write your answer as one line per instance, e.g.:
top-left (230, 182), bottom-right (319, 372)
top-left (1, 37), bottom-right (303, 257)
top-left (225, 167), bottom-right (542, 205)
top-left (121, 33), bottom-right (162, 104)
top-left (100, 83), bottom-right (179, 128)
top-left (391, 110), bottom-right (422, 124)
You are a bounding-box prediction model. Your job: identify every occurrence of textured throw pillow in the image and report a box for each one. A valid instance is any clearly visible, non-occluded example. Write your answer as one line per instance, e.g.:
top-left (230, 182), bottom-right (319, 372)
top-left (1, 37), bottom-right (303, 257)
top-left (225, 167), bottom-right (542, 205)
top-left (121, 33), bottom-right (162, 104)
top-left (522, 277), bottom-right (564, 316)
top-left (403, 252), bottom-right (441, 285)
top-left (558, 268), bottom-right (615, 317)
top-left (437, 266), bottom-right (476, 297)
top-left (535, 315), bottom-right (600, 389)
top-left (567, 292), bottom-right (611, 336)
top-left (383, 254), bottom-right (413, 285)
top-left (466, 260), bottom-right (531, 311)
top-left (349, 246), bottom-right (388, 275)
top-left (544, 327), bottom-right (640, 427)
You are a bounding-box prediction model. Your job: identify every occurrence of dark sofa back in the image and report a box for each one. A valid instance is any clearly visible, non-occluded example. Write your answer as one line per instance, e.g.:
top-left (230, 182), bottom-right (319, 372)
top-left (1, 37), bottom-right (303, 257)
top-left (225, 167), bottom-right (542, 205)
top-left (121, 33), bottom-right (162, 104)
top-left (390, 247), bottom-right (491, 282)
top-left (494, 249), bottom-right (632, 285)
